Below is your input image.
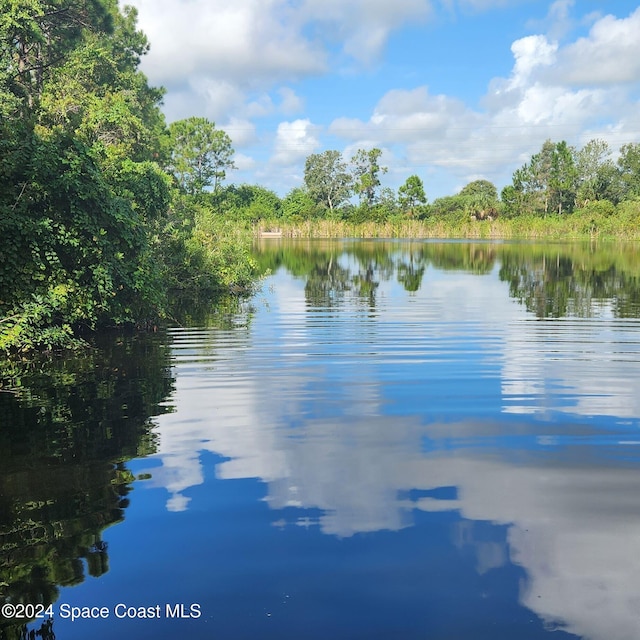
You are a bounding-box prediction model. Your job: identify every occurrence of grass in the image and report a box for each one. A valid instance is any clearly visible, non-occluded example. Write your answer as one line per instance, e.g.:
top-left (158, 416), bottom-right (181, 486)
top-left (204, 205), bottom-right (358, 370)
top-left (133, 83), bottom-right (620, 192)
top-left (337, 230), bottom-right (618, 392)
top-left (254, 204), bottom-right (640, 241)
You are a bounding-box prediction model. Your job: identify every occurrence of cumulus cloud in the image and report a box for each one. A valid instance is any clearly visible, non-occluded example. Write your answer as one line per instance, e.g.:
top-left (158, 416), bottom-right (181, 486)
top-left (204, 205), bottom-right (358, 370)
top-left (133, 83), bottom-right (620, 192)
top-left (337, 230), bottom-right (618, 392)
top-left (277, 87), bottom-right (305, 115)
top-left (508, 35), bottom-right (558, 88)
top-left (128, 0), bottom-right (326, 88)
top-left (233, 153), bottom-right (257, 172)
top-left (222, 117), bottom-right (258, 148)
top-left (128, 0), bottom-right (431, 111)
top-left (331, 87), bottom-right (471, 142)
top-left (331, 86), bottom-right (500, 181)
top-left (272, 119), bottom-right (321, 166)
top-left (299, 0), bottom-right (431, 63)
top-left (125, 0), bottom-right (324, 124)
top-left (124, 0), bottom-right (438, 131)
top-left (550, 7), bottom-right (640, 85)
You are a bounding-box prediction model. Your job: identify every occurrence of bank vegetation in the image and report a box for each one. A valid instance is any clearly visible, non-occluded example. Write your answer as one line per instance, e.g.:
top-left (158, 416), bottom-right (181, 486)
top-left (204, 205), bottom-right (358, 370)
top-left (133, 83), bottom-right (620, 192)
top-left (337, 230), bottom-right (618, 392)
top-left (0, 1), bottom-right (257, 356)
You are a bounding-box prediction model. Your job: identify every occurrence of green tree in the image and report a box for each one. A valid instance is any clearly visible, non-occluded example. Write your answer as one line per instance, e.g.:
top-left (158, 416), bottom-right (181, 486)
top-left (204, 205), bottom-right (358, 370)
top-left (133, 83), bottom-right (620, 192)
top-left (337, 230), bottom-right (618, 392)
top-left (0, 0), bottom-right (114, 112)
top-left (217, 184), bottom-right (281, 221)
top-left (512, 139), bottom-right (555, 214)
top-left (459, 179), bottom-right (498, 219)
top-left (351, 148), bottom-right (387, 206)
top-left (511, 140), bottom-right (577, 215)
top-left (429, 195), bottom-right (468, 221)
top-left (618, 142), bottom-right (640, 200)
top-left (34, 5), bottom-right (167, 166)
top-left (574, 139), bottom-right (613, 206)
top-left (596, 163), bottom-right (627, 204)
top-left (459, 179), bottom-right (498, 202)
top-left (168, 117), bottom-right (235, 195)
top-left (304, 150), bottom-right (353, 212)
top-left (549, 140), bottom-right (578, 214)
top-left (398, 175), bottom-right (427, 217)
top-left (282, 187), bottom-right (318, 220)
top-left (501, 184), bottom-right (526, 217)
top-left (0, 0), bottom-right (173, 354)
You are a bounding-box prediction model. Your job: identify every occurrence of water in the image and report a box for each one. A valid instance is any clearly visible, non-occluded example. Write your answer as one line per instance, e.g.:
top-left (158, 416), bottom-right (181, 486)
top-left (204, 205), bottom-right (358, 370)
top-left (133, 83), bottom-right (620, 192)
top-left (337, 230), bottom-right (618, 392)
top-left (2, 240), bottom-right (640, 640)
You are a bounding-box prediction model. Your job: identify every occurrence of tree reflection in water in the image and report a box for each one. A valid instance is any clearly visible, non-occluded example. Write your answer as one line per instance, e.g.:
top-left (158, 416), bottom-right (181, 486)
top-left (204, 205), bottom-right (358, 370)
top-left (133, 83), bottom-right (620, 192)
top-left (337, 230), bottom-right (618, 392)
top-left (0, 333), bottom-right (174, 639)
top-left (255, 239), bottom-right (640, 319)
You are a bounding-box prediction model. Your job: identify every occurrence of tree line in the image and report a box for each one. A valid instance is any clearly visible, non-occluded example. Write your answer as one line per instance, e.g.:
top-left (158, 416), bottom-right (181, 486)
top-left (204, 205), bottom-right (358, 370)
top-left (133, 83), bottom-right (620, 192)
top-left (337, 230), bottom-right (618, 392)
top-left (181, 139), bottom-right (640, 226)
top-left (503, 139), bottom-right (640, 216)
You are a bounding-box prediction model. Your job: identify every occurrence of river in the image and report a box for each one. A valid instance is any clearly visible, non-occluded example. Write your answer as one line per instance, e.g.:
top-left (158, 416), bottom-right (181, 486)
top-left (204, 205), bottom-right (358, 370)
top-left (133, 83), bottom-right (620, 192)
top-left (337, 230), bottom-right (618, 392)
top-left (2, 239), bottom-right (640, 640)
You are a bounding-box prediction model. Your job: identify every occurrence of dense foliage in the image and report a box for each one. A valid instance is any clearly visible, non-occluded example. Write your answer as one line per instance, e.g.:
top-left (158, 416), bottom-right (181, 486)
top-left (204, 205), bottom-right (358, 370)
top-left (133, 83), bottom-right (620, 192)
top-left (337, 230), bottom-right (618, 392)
top-left (0, 1), bottom-right (257, 356)
top-left (167, 116), bottom-right (234, 195)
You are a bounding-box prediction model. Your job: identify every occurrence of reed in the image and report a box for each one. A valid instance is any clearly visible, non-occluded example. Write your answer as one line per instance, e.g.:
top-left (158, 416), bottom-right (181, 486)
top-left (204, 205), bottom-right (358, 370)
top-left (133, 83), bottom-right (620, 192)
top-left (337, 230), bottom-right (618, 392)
top-left (254, 212), bottom-right (640, 241)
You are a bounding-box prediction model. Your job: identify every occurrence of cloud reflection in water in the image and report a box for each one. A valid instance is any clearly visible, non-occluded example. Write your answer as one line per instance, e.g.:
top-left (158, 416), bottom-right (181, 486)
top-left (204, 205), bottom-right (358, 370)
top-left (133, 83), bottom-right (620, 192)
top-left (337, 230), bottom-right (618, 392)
top-left (141, 248), bottom-right (640, 640)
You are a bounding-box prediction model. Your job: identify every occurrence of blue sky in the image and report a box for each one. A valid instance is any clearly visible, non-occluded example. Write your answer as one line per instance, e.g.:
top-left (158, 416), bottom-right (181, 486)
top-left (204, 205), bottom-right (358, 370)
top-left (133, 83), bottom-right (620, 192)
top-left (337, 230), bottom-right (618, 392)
top-left (126, 0), bottom-right (640, 198)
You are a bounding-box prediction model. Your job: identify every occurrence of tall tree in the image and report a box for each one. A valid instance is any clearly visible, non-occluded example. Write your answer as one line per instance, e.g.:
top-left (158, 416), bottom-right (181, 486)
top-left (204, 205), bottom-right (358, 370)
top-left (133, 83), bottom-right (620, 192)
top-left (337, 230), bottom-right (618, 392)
top-left (513, 139), bottom-right (555, 214)
top-left (398, 175), bottom-right (427, 217)
top-left (618, 142), bottom-right (640, 200)
top-left (282, 187), bottom-right (318, 220)
top-left (0, 0), bottom-right (113, 112)
top-left (511, 140), bottom-right (577, 214)
top-left (351, 148), bottom-right (387, 206)
top-left (459, 179), bottom-right (498, 202)
top-left (549, 140), bottom-right (578, 214)
top-left (168, 117), bottom-right (235, 195)
top-left (500, 184), bottom-right (526, 216)
top-left (304, 150), bottom-right (352, 212)
top-left (0, 0), bottom-right (171, 353)
top-left (34, 5), bottom-right (166, 165)
top-left (575, 139), bottom-right (614, 206)
top-left (459, 179), bottom-right (498, 217)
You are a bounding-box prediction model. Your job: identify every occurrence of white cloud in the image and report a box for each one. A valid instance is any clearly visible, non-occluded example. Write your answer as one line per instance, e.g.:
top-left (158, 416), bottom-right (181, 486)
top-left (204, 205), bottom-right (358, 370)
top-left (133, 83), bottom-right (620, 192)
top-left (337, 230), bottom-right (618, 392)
top-left (128, 0), bottom-right (326, 89)
top-left (297, 0), bottom-right (432, 63)
top-left (272, 118), bottom-right (321, 166)
top-left (158, 78), bottom-right (250, 125)
top-left (331, 86), bottom-right (499, 182)
top-left (330, 87), bottom-right (475, 145)
top-left (550, 7), bottom-right (640, 85)
top-left (127, 0), bottom-right (431, 122)
top-left (197, 79), bottom-right (246, 120)
top-left (508, 35), bottom-right (558, 88)
top-left (222, 117), bottom-right (258, 148)
top-left (233, 153), bottom-right (257, 171)
top-left (277, 87), bottom-right (304, 115)
top-left (526, 0), bottom-right (576, 41)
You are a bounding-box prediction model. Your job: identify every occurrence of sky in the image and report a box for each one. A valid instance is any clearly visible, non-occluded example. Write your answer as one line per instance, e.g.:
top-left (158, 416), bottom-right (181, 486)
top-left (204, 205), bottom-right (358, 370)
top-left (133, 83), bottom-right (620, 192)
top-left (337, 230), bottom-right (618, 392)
top-left (124, 0), bottom-right (640, 199)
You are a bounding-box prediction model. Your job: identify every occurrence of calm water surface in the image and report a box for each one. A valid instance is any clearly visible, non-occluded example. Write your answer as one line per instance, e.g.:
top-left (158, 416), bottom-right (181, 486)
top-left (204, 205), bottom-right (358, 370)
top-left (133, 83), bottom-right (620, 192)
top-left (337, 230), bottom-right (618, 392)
top-left (2, 240), bottom-right (640, 640)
